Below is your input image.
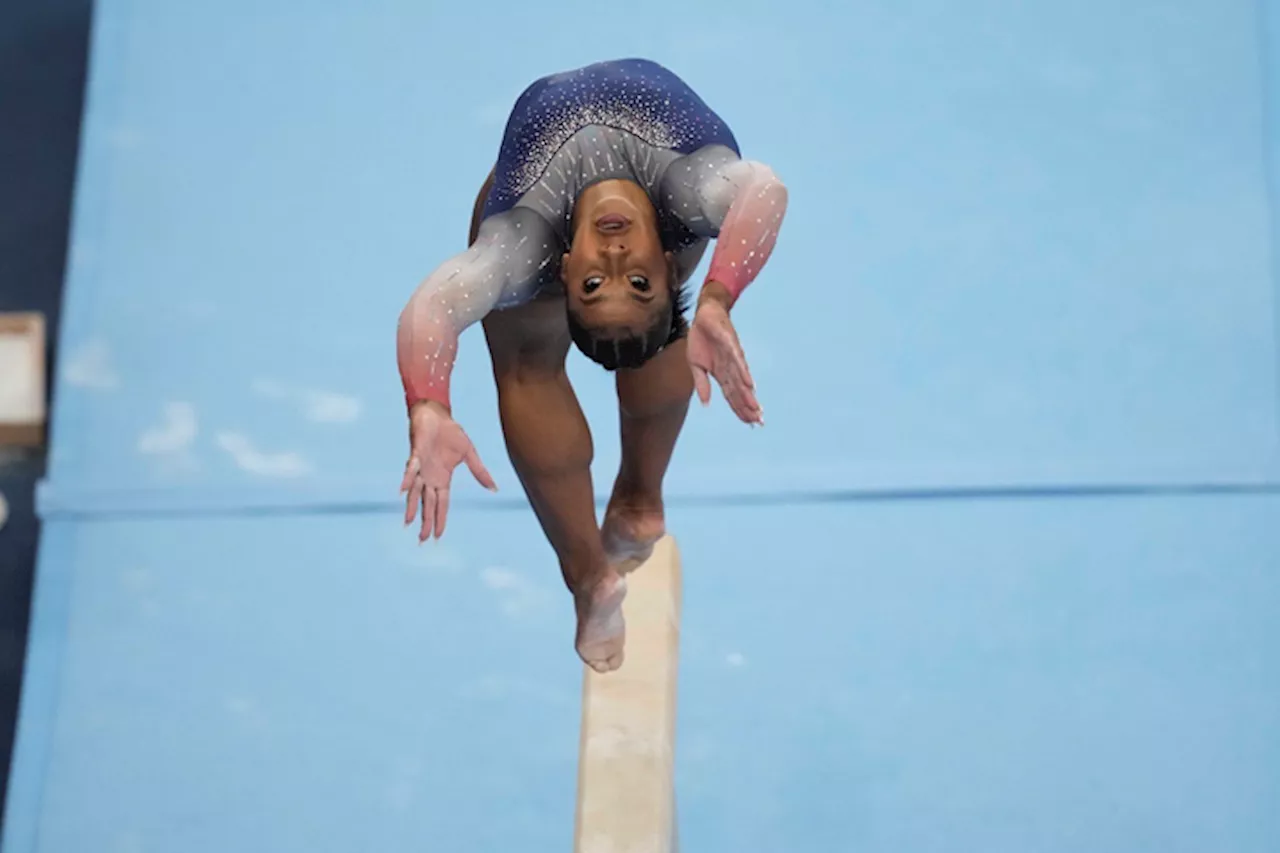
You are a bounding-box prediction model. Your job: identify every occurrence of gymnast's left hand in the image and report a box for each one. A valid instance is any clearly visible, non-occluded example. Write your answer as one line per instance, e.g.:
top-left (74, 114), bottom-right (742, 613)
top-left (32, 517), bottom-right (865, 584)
top-left (687, 284), bottom-right (763, 426)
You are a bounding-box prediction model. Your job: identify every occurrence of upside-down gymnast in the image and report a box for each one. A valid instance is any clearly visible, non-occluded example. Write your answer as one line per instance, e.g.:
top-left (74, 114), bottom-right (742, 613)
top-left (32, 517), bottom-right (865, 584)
top-left (397, 58), bottom-right (788, 672)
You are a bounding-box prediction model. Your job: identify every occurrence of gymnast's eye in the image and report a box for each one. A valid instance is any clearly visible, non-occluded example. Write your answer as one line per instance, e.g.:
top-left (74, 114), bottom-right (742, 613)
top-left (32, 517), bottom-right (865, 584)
top-left (628, 275), bottom-right (650, 292)
top-left (583, 276), bottom-right (604, 294)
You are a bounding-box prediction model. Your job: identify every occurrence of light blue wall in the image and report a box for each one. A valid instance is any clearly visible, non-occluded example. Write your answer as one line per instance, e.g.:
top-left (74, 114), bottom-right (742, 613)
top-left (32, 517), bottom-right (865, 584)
top-left (40, 0), bottom-right (1280, 508)
top-left (6, 0), bottom-right (1280, 850)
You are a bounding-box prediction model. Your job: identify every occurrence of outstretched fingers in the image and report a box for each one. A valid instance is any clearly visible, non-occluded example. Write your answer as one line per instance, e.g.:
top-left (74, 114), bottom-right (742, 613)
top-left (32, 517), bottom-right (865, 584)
top-left (725, 375), bottom-right (763, 424)
top-left (418, 485), bottom-right (439, 542)
top-left (404, 477), bottom-right (443, 541)
top-left (401, 460), bottom-right (440, 540)
top-left (690, 349), bottom-right (761, 423)
top-left (729, 342), bottom-right (755, 394)
top-left (402, 458), bottom-right (421, 525)
top-left (728, 382), bottom-right (763, 424)
top-left (464, 444), bottom-right (498, 492)
top-left (433, 486), bottom-right (450, 539)
top-left (403, 446), bottom-right (498, 541)
top-left (715, 343), bottom-right (763, 425)
top-left (400, 457), bottom-right (419, 496)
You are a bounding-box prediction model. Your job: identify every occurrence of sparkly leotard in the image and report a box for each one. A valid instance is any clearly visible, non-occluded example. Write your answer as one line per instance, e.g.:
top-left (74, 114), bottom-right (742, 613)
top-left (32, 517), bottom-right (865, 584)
top-left (398, 58), bottom-right (788, 410)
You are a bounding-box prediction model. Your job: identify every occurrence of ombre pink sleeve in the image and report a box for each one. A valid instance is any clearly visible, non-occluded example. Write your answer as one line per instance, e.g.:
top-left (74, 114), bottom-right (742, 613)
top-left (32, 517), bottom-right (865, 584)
top-left (700, 160), bottom-right (788, 302)
top-left (662, 147), bottom-right (788, 304)
top-left (397, 209), bottom-right (557, 411)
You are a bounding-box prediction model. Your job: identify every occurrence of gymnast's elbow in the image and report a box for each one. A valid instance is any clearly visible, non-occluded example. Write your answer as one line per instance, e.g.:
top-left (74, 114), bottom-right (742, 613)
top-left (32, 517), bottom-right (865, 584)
top-left (757, 162), bottom-right (789, 201)
top-left (733, 159), bottom-right (789, 206)
top-left (397, 280), bottom-right (450, 343)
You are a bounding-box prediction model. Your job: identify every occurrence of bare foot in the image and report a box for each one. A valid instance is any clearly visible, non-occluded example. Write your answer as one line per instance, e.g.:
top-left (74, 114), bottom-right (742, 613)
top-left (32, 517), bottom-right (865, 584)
top-left (601, 498), bottom-right (666, 575)
top-left (575, 570), bottom-right (627, 673)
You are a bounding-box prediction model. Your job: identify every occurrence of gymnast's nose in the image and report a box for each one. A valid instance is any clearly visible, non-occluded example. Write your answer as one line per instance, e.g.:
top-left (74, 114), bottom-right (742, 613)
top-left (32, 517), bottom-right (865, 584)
top-left (599, 242), bottom-right (630, 269)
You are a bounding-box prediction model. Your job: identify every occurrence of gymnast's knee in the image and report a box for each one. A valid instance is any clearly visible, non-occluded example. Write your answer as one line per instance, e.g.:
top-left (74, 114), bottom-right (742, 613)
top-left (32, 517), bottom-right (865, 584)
top-left (618, 390), bottom-right (690, 422)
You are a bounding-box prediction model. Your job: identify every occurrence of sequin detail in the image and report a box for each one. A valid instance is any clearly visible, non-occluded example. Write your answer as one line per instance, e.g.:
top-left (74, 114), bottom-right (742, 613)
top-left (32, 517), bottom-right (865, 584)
top-left (482, 58), bottom-right (738, 220)
top-left (660, 147), bottom-right (789, 300)
top-left (698, 160), bottom-right (789, 301)
top-left (397, 208), bottom-right (558, 408)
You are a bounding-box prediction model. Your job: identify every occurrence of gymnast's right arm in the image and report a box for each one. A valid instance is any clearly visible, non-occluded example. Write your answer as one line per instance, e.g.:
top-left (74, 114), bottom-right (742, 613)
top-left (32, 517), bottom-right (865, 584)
top-left (396, 207), bottom-right (553, 540)
top-left (397, 236), bottom-right (502, 413)
top-left (396, 207), bottom-right (546, 412)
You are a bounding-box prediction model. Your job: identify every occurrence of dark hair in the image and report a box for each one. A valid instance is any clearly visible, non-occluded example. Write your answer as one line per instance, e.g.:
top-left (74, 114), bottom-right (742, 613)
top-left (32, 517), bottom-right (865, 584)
top-left (568, 281), bottom-right (690, 371)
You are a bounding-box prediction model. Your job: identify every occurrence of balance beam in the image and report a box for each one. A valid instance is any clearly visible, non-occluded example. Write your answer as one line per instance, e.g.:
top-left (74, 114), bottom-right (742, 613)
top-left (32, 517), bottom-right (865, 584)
top-left (574, 535), bottom-right (683, 853)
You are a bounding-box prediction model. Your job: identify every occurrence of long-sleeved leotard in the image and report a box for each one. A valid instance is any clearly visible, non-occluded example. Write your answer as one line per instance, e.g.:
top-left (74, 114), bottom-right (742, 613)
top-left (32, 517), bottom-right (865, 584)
top-left (657, 145), bottom-right (789, 304)
top-left (397, 59), bottom-right (789, 411)
top-left (397, 206), bottom-right (559, 409)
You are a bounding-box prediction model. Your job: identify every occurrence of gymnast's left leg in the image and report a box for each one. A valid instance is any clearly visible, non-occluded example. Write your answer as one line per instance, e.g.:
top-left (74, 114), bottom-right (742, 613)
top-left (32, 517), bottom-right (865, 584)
top-left (603, 337), bottom-right (694, 572)
top-left (483, 298), bottom-right (631, 673)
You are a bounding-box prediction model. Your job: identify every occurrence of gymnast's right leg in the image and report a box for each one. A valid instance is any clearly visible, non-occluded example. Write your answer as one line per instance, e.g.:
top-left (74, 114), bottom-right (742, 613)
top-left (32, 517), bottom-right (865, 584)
top-left (482, 298), bottom-right (628, 673)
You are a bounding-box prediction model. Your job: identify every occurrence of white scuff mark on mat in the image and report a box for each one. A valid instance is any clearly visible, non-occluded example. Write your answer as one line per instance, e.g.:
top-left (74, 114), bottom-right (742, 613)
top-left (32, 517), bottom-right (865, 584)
top-left (216, 431), bottom-right (311, 478)
top-left (138, 402), bottom-right (200, 472)
top-left (62, 339), bottom-right (119, 390)
top-left (138, 402), bottom-right (197, 455)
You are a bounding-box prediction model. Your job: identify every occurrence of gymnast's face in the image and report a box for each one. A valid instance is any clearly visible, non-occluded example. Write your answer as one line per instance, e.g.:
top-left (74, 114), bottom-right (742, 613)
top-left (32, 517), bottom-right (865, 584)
top-left (561, 180), bottom-right (674, 333)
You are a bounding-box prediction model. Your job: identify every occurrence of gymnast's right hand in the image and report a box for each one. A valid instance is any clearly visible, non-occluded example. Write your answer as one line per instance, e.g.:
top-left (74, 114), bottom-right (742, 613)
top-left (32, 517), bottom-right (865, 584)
top-left (401, 401), bottom-right (497, 541)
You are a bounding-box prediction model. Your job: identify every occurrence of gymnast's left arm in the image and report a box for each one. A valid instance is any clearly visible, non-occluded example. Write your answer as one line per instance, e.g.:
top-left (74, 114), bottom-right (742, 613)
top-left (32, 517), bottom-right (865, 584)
top-left (673, 153), bottom-right (790, 425)
top-left (699, 158), bottom-right (789, 307)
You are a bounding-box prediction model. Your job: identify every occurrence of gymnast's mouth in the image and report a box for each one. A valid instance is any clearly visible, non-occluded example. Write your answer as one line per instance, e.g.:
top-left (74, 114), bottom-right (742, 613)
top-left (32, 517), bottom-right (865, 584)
top-left (595, 214), bottom-right (630, 233)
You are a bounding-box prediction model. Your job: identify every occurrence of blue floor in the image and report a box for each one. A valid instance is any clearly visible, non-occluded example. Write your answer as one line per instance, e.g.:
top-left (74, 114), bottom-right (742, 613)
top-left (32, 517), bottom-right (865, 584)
top-left (6, 496), bottom-right (1280, 851)
top-left (5, 0), bottom-right (1280, 850)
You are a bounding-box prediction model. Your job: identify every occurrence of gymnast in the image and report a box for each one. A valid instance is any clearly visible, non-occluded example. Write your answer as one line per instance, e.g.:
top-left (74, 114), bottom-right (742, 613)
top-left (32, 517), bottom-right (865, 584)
top-left (397, 58), bottom-right (788, 672)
